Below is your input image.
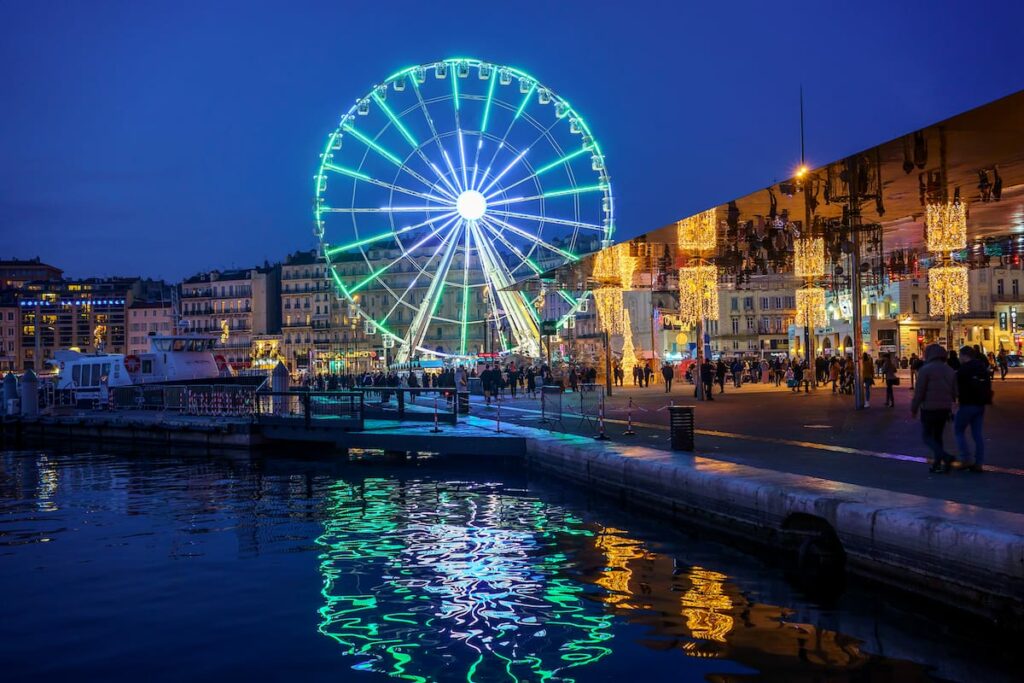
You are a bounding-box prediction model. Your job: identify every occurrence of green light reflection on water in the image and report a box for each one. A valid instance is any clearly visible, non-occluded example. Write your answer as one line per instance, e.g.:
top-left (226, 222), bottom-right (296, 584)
top-left (315, 479), bottom-right (612, 682)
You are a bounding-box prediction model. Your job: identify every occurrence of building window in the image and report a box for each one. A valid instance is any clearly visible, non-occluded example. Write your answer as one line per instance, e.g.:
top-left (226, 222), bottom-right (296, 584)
top-left (731, 319), bottom-right (739, 334)
top-left (997, 279), bottom-right (1004, 296)
top-left (1014, 280), bottom-right (1020, 297)
top-left (730, 297), bottom-right (738, 311)
top-left (912, 294), bottom-right (919, 314)
top-left (760, 297), bottom-right (769, 310)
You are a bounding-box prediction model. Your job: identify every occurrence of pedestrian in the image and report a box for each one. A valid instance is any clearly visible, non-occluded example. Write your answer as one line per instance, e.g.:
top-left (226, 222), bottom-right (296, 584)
top-left (954, 346), bottom-right (992, 472)
top-left (731, 358), bottom-right (743, 388)
top-left (910, 344), bottom-right (958, 473)
top-left (861, 352), bottom-right (875, 407)
top-left (909, 353), bottom-right (922, 389)
top-left (715, 359), bottom-right (727, 394)
top-left (661, 362), bottom-right (674, 392)
top-left (997, 349), bottom-right (1009, 381)
top-left (700, 359), bottom-right (715, 400)
top-left (643, 362), bottom-right (653, 388)
top-left (829, 357), bottom-right (840, 394)
top-left (882, 353), bottom-right (899, 407)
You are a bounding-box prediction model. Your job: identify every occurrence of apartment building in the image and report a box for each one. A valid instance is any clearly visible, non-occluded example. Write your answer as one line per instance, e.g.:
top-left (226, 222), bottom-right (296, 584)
top-left (180, 264), bottom-right (281, 369)
top-left (127, 301), bottom-right (175, 355)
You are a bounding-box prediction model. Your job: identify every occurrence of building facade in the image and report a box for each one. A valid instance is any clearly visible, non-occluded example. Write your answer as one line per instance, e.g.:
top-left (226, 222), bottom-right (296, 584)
top-left (712, 278), bottom-right (798, 358)
top-left (127, 301), bottom-right (175, 355)
top-left (180, 264), bottom-right (281, 369)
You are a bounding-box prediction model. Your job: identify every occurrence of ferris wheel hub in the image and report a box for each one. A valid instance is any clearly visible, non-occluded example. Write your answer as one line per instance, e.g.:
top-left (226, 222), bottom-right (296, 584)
top-left (456, 189), bottom-right (487, 221)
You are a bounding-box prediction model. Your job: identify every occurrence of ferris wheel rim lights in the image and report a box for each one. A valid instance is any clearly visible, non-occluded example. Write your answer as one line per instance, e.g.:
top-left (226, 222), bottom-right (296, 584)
top-left (315, 58), bottom-right (613, 361)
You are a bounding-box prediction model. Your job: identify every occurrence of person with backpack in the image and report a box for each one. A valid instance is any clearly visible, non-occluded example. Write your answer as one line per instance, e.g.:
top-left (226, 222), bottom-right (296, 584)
top-left (955, 346), bottom-right (991, 472)
top-left (911, 344), bottom-right (958, 473)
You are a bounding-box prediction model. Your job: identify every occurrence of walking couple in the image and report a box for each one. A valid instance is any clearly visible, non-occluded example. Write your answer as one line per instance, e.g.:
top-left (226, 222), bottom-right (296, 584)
top-left (910, 344), bottom-right (991, 473)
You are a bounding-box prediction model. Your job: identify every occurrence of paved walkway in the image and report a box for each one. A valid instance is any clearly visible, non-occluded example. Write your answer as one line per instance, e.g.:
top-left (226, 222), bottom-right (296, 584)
top-left (461, 371), bottom-right (1024, 515)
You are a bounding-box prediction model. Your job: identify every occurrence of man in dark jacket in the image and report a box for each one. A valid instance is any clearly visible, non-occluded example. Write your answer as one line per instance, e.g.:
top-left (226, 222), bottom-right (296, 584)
top-left (955, 346), bottom-right (991, 472)
top-left (910, 344), bottom-right (958, 473)
top-left (699, 360), bottom-right (715, 401)
top-left (661, 363), bottom-right (674, 392)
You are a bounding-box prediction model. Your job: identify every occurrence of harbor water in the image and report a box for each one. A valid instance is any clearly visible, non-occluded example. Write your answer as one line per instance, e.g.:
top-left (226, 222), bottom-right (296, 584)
top-left (0, 449), bottom-right (1015, 682)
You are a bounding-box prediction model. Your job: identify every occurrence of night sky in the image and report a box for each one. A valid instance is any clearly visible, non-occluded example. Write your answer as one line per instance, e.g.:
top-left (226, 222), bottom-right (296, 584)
top-left (3, 0), bottom-right (1024, 280)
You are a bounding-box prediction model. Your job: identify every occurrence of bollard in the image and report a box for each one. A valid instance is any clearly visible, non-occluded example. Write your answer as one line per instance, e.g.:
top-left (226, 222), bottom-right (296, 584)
top-left (623, 397), bottom-right (636, 436)
top-left (271, 361), bottom-right (290, 416)
top-left (594, 393), bottom-right (610, 441)
top-left (431, 396), bottom-right (442, 433)
top-left (539, 386), bottom-right (549, 424)
top-left (3, 373), bottom-right (18, 416)
top-left (20, 369), bottom-right (39, 417)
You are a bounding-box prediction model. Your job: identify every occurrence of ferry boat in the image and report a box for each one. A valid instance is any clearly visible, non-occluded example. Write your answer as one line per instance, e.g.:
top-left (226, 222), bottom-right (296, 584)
top-left (53, 334), bottom-right (230, 399)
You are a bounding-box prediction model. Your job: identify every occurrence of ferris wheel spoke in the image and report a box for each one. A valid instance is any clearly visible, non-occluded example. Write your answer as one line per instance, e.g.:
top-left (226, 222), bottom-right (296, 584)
top-left (479, 148), bottom-right (529, 197)
top-left (480, 214), bottom-right (579, 262)
top-left (459, 224), bottom-right (473, 355)
top-left (321, 206), bottom-right (454, 213)
top-left (347, 214), bottom-right (461, 296)
top-left (405, 219), bottom-right (464, 355)
top-left (451, 75), bottom-right (470, 191)
top-left (467, 221), bottom-right (511, 352)
top-left (470, 70), bottom-right (498, 190)
top-left (324, 211), bottom-right (458, 256)
top-left (475, 219), bottom-right (542, 275)
top-left (470, 220), bottom-right (538, 350)
top-left (341, 123), bottom-right (456, 201)
top-left (409, 77), bottom-right (463, 197)
top-left (487, 183), bottom-right (605, 207)
top-left (379, 219), bottom-right (462, 326)
top-left (485, 147), bottom-right (589, 199)
top-left (474, 81), bottom-right (537, 193)
top-left (488, 208), bottom-right (606, 231)
top-left (323, 162), bottom-right (452, 205)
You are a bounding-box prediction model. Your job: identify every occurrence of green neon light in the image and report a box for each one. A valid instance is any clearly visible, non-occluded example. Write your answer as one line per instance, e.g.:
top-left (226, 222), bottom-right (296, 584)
top-left (323, 162), bottom-right (370, 181)
top-left (372, 92), bottom-right (418, 147)
top-left (451, 66), bottom-right (460, 111)
top-left (558, 290), bottom-right (579, 306)
top-left (514, 82), bottom-right (536, 119)
top-left (541, 184), bottom-right (605, 199)
top-left (342, 124), bottom-right (403, 167)
top-left (526, 259), bottom-right (542, 274)
top-left (325, 231), bottom-right (395, 255)
top-left (350, 265), bottom-right (389, 294)
top-left (480, 70), bottom-right (497, 133)
top-left (329, 269), bottom-right (351, 298)
top-left (534, 148), bottom-right (588, 176)
top-left (520, 292), bottom-right (541, 323)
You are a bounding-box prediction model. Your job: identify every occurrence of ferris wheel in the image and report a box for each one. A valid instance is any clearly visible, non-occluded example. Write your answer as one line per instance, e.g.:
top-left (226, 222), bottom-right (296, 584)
top-left (315, 58), bottom-right (613, 361)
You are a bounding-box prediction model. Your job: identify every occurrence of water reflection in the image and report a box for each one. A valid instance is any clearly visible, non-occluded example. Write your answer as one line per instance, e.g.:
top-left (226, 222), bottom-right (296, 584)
top-left (0, 451), bottom-right (989, 681)
top-left (316, 479), bottom-right (614, 681)
top-left (316, 480), bottom-right (930, 682)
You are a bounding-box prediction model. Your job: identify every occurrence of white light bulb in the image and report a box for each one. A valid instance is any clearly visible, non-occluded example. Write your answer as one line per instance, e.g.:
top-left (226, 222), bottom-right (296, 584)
top-left (456, 190), bottom-right (486, 220)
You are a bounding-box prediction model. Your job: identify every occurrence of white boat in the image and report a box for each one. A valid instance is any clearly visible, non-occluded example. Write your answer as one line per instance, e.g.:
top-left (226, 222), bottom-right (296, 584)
top-left (53, 334), bottom-right (230, 399)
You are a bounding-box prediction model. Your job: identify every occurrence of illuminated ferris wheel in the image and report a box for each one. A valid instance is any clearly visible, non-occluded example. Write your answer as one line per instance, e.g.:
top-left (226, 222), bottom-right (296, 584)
top-left (315, 57), bottom-right (613, 361)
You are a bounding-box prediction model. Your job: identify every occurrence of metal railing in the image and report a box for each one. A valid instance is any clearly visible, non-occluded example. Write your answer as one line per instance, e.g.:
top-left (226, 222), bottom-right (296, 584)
top-left (348, 386), bottom-right (467, 424)
top-left (254, 390), bottom-right (363, 428)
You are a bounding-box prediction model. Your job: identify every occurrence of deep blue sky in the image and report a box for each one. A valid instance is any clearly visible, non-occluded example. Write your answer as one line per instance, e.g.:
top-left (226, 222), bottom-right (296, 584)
top-left (3, 0), bottom-right (1024, 280)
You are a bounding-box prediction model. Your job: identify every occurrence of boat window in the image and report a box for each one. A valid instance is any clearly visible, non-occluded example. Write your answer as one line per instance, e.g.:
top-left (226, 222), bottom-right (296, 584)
top-left (89, 364), bottom-right (100, 387)
top-left (72, 365), bottom-right (81, 385)
top-left (154, 339), bottom-right (171, 352)
top-left (101, 363), bottom-right (110, 378)
top-left (172, 339), bottom-right (186, 352)
top-left (142, 359), bottom-right (153, 374)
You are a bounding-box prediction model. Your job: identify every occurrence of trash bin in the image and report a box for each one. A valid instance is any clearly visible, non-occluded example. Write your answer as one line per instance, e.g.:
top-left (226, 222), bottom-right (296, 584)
top-left (667, 405), bottom-right (695, 451)
top-left (457, 391), bottom-right (469, 414)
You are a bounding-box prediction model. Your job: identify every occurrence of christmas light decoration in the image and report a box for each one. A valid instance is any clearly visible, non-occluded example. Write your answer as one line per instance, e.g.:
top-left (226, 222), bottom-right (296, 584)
top-left (795, 286), bottom-right (827, 328)
top-left (620, 308), bottom-right (637, 378)
top-left (928, 265), bottom-right (969, 316)
top-left (593, 288), bottom-right (624, 334)
top-left (926, 200), bottom-right (967, 252)
top-left (678, 263), bottom-right (718, 325)
top-left (677, 209), bottom-right (718, 251)
top-left (794, 237), bottom-right (825, 278)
